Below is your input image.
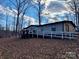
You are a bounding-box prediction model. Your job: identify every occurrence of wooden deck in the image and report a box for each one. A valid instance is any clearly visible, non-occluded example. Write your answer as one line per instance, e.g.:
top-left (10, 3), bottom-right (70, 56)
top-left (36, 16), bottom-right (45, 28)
top-left (21, 31), bottom-right (79, 40)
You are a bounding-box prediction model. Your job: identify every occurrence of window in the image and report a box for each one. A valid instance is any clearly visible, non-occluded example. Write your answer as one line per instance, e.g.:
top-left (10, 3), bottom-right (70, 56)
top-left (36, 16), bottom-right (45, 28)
top-left (51, 27), bottom-right (56, 31)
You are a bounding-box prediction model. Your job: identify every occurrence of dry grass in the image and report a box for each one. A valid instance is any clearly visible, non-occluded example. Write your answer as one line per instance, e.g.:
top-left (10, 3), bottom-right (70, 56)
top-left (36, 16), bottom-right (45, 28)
top-left (0, 37), bottom-right (79, 59)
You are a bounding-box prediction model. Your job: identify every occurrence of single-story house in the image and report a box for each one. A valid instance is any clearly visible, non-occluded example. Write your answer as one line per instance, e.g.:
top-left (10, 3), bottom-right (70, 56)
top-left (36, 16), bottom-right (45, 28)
top-left (21, 21), bottom-right (76, 39)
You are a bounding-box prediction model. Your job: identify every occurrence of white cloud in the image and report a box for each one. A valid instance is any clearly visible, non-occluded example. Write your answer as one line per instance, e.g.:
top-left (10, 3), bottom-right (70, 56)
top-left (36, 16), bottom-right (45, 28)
top-left (0, 5), bottom-right (37, 25)
top-left (41, 0), bottom-right (74, 23)
top-left (32, 0), bottom-right (73, 23)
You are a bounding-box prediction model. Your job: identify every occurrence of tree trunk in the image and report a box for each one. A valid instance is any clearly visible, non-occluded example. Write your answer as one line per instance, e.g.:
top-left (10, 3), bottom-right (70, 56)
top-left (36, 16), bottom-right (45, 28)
top-left (6, 13), bottom-right (8, 37)
top-left (16, 13), bottom-right (20, 37)
top-left (38, 1), bottom-right (41, 25)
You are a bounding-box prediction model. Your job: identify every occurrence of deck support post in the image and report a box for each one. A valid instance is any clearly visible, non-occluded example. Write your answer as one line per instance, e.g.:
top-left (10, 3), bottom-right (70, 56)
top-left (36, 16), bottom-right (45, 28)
top-left (37, 30), bottom-right (38, 38)
top-left (51, 32), bottom-right (52, 39)
top-left (43, 31), bottom-right (44, 39)
top-left (69, 33), bottom-right (72, 40)
top-left (29, 30), bottom-right (30, 38)
top-left (32, 31), bottom-right (33, 38)
top-left (62, 32), bottom-right (64, 39)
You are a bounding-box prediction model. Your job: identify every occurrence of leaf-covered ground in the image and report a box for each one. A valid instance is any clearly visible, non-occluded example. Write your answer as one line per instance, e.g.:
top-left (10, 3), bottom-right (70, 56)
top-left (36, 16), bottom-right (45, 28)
top-left (0, 37), bottom-right (79, 59)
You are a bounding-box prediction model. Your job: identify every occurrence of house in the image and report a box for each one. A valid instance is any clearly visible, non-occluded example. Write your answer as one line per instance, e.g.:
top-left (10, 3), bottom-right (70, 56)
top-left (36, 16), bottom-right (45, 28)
top-left (21, 21), bottom-right (76, 39)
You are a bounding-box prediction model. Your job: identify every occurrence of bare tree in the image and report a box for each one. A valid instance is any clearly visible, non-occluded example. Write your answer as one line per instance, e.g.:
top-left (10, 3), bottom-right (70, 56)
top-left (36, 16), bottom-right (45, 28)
top-left (38, 0), bottom-right (41, 25)
top-left (32, 0), bottom-right (45, 25)
top-left (0, 0), bottom-right (5, 23)
top-left (13, 14), bottom-right (16, 32)
top-left (66, 0), bottom-right (79, 25)
top-left (5, 13), bottom-right (8, 31)
top-left (65, 0), bottom-right (79, 31)
top-left (20, 6), bottom-right (30, 30)
top-left (9, 0), bottom-right (32, 35)
top-left (2, 7), bottom-right (9, 37)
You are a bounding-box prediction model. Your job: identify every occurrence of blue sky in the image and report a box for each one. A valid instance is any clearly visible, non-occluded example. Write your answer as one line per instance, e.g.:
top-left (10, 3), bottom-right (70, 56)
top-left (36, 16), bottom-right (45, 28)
top-left (0, 0), bottom-right (75, 29)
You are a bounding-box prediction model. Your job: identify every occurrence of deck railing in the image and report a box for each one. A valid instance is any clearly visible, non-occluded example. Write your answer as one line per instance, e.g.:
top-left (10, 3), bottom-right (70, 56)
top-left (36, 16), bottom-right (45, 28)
top-left (30, 31), bottom-right (79, 39)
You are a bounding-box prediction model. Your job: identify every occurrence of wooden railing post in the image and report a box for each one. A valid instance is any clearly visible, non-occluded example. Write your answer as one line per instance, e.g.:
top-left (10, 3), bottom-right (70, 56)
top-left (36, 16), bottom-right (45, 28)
top-left (37, 30), bottom-right (38, 38)
top-left (62, 32), bottom-right (64, 39)
top-left (69, 33), bottom-right (72, 40)
top-left (29, 30), bottom-right (30, 38)
top-left (51, 31), bottom-right (52, 39)
top-left (43, 31), bottom-right (44, 39)
top-left (32, 31), bottom-right (33, 38)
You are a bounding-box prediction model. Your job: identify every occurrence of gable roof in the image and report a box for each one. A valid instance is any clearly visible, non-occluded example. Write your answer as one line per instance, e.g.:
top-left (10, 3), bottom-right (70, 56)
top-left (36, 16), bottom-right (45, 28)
top-left (24, 21), bottom-right (75, 29)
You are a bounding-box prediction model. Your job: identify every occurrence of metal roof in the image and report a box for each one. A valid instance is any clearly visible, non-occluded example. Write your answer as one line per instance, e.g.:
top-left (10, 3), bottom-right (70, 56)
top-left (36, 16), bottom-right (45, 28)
top-left (24, 21), bottom-right (75, 29)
